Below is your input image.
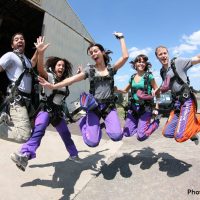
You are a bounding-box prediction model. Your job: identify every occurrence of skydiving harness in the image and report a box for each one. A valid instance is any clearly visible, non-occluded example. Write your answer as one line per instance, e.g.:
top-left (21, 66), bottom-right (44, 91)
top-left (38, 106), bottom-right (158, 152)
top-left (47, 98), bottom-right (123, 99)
top-left (88, 64), bottom-right (117, 119)
top-left (39, 72), bottom-right (70, 127)
top-left (170, 57), bottom-right (198, 105)
top-left (128, 71), bottom-right (154, 118)
top-left (0, 51), bottom-right (36, 119)
top-left (168, 57), bottom-right (199, 114)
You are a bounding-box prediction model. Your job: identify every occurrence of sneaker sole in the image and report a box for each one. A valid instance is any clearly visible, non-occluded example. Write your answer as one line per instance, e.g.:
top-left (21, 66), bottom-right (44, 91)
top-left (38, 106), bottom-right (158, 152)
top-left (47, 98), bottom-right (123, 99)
top-left (16, 164), bottom-right (25, 172)
top-left (10, 154), bottom-right (26, 172)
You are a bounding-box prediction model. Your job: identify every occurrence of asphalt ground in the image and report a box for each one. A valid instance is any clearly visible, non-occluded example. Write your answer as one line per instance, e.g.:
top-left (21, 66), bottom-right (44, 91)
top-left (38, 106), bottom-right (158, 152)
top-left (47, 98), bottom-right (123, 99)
top-left (0, 117), bottom-right (200, 200)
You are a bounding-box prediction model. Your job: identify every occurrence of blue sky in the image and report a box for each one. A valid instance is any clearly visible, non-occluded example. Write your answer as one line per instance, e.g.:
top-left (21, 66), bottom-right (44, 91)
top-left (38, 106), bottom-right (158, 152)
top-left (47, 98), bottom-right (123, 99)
top-left (67, 0), bottom-right (200, 90)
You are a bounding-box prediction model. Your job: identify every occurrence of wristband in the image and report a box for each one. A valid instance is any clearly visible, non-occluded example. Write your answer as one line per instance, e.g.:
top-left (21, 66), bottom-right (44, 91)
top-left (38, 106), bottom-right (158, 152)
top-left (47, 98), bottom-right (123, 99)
top-left (116, 35), bottom-right (124, 40)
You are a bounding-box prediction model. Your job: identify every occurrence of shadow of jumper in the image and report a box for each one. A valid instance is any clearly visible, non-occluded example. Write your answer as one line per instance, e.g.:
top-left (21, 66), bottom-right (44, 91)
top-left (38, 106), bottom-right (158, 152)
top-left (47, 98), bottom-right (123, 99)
top-left (20, 150), bottom-right (107, 200)
top-left (97, 147), bottom-right (192, 180)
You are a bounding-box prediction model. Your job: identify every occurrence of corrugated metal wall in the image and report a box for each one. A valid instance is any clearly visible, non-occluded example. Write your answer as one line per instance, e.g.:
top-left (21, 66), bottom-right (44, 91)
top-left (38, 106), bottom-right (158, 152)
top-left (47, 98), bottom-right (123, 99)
top-left (27, 0), bottom-right (95, 110)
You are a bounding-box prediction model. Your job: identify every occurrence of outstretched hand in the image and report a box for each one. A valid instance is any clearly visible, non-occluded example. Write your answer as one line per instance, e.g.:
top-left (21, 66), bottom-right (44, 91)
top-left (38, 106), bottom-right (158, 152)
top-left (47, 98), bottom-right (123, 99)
top-left (76, 65), bottom-right (83, 74)
top-left (113, 32), bottom-right (124, 39)
top-left (34, 36), bottom-right (50, 53)
top-left (38, 76), bottom-right (54, 89)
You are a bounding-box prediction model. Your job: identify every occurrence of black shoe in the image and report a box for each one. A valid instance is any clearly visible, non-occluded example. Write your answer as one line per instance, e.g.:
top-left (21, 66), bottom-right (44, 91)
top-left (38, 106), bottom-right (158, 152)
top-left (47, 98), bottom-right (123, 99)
top-left (190, 135), bottom-right (199, 145)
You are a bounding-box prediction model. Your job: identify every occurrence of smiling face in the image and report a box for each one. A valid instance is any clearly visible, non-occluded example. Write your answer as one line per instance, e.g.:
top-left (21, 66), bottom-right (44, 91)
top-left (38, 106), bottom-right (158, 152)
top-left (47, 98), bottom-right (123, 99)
top-left (156, 47), bottom-right (169, 68)
top-left (134, 57), bottom-right (147, 72)
top-left (54, 60), bottom-right (65, 78)
top-left (88, 45), bottom-right (105, 65)
top-left (11, 33), bottom-right (25, 54)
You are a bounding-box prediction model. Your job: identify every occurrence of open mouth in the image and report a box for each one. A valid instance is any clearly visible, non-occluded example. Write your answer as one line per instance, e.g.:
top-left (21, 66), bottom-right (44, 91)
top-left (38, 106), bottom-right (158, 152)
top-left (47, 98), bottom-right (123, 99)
top-left (57, 70), bottom-right (63, 77)
top-left (17, 44), bottom-right (24, 49)
top-left (93, 56), bottom-right (99, 61)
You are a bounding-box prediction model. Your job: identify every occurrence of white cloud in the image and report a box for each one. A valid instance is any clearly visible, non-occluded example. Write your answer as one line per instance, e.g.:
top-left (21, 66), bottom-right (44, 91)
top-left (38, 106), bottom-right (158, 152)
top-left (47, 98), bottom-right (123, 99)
top-left (172, 44), bottom-right (197, 56)
top-left (182, 30), bottom-right (200, 45)
top-left (171, 30), bottom-right (200, 56)
top-left (189, 73), bottom-right (200, 78)
top-left (115, 74), bottom-right (130, 83)
top-left (190, 65), bottom-right (200, 72)
top-left (188, 65), bottom-right (200, 78)
top-left (128, 47), bottom-right (152, 59)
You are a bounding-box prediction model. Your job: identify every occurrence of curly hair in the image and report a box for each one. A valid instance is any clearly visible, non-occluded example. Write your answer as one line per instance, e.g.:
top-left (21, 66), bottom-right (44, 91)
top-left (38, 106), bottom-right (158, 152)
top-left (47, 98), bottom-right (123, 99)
top-left (130, 54), bottom-right (151, 71)
top-left (45, 56), bottom-right (73, 80)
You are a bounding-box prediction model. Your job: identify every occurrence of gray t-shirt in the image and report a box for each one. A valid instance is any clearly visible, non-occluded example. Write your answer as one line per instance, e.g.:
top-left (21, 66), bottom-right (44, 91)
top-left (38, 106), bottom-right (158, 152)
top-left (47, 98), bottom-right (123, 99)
top-left (161, 57), bottom-right (192, 93)
top-left (84, 65), bottom-right (116, 99)
top-left (0, 52), bottom-right (32, 93)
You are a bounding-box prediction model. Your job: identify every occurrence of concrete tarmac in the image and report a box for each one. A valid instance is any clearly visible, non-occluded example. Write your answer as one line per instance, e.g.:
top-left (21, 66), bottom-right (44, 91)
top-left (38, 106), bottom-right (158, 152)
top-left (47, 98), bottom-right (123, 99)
top-left (0, 118), bottom-right (200, 200)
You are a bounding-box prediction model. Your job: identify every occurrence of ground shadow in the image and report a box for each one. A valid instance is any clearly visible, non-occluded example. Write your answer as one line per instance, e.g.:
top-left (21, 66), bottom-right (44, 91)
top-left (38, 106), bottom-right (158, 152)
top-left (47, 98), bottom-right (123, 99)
top-left (21, 149), bottom-right (107, 200)
top-left (98, 147), bottom-right (192, 180)
top-left (97, 147), bottom-right (158, 180)
top-left (157, 152), bottom-right (192, 177)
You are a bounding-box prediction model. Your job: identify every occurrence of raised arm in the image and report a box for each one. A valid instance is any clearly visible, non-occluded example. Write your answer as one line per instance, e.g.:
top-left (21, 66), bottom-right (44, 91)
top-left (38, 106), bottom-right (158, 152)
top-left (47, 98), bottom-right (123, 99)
top-left (39, 71), bottom-right (85, 90)
top-left (113, 32), bottom-right (129, 71)
top-left (34, 36), bottom-right (50, 80)
top-left (31, 49), bottom-right (38, 68)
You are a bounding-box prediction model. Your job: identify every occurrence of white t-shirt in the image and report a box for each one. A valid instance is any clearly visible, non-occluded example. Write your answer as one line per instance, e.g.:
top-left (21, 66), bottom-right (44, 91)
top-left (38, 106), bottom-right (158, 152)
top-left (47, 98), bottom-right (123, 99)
top-left (0, 52), bottom-right (32, 93)
top-left (43, 72), bottom-right (66, 105)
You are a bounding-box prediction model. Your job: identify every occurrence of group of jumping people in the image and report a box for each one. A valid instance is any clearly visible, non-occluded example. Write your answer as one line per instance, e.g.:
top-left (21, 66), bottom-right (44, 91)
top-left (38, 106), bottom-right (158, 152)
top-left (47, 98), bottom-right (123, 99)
top-left (0, 32), bottom-right (200, 171)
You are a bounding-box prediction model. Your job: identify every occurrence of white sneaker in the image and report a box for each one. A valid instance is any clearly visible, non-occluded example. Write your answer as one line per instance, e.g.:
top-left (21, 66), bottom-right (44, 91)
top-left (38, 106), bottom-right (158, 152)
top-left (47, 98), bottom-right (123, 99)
top-left (10, 152), bottom-right (29, 171)
top-left (68, 155), bottom-right (82, 163)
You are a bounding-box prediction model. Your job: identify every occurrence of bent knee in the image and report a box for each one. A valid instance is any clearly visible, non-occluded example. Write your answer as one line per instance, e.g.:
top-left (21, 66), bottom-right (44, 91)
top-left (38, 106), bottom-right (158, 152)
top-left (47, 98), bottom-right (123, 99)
top-left (110, 133), bottom-right (123, 141)
top-left (85, 140), bottom-right (100, 147)
top-left (137, 135), bottom-right (148, 141)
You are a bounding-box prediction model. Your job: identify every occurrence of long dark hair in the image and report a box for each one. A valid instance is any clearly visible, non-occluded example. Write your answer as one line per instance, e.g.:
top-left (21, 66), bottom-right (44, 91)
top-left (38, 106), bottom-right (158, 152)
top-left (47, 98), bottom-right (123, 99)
top-left (130, 54), bottom-right (151, 71)
top-left (87, 43), bottom-right (112, 66)
top-left (45, 56), bottom-right (72, 80)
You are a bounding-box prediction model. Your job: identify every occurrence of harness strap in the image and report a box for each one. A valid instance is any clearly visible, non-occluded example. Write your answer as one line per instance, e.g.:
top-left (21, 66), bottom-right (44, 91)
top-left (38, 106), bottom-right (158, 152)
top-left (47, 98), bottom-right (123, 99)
top-left (130, 71), bottom-right (153, 106)
top-left (170, 58), bottom-right (193, 103)
top-left (93, 102), bottom-right (116, 120)
top-left (89, 64), bottom-right (115, 96)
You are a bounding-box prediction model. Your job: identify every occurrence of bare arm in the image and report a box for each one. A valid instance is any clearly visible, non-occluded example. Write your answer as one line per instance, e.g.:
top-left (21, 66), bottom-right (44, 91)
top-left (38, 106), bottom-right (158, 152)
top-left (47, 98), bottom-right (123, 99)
top-left (31, 49), bottom-right (38, 68)
top-left (39, 71), bottom-right (85, 90)
top-left (151, 79), bottom-right (160, 109)
top-left (34, 36), bottom-right (50, 80)
top-left (113, 32), bottom-right (129, 71)
top-left (191, 54), bottom-right (200, 65)
top-left (151, 79), bottom-right (159, 91)
top-left (115, 84), bottom-right (131, 94)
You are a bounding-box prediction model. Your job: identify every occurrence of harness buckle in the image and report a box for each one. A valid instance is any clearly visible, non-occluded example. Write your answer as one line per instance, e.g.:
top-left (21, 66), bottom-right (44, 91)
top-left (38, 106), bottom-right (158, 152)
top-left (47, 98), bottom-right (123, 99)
top-left (183, 93), bottom-right (189, 98)
top-left (47, 107), bottom-right (52, 112)
top-left (15, 95), bottom-right (22, 102)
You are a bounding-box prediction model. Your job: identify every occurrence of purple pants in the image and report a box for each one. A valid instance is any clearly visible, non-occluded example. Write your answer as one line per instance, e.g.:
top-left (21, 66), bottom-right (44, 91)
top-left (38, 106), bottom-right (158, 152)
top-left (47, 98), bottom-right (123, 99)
top-left (79, 108), bottom-right (123, 147)
top-left (162, 98), bottom-right (200, 142)
top-left (20, 111), bottom-right (78, 159)
top-left (123, 108), bottom-right (159, 141)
